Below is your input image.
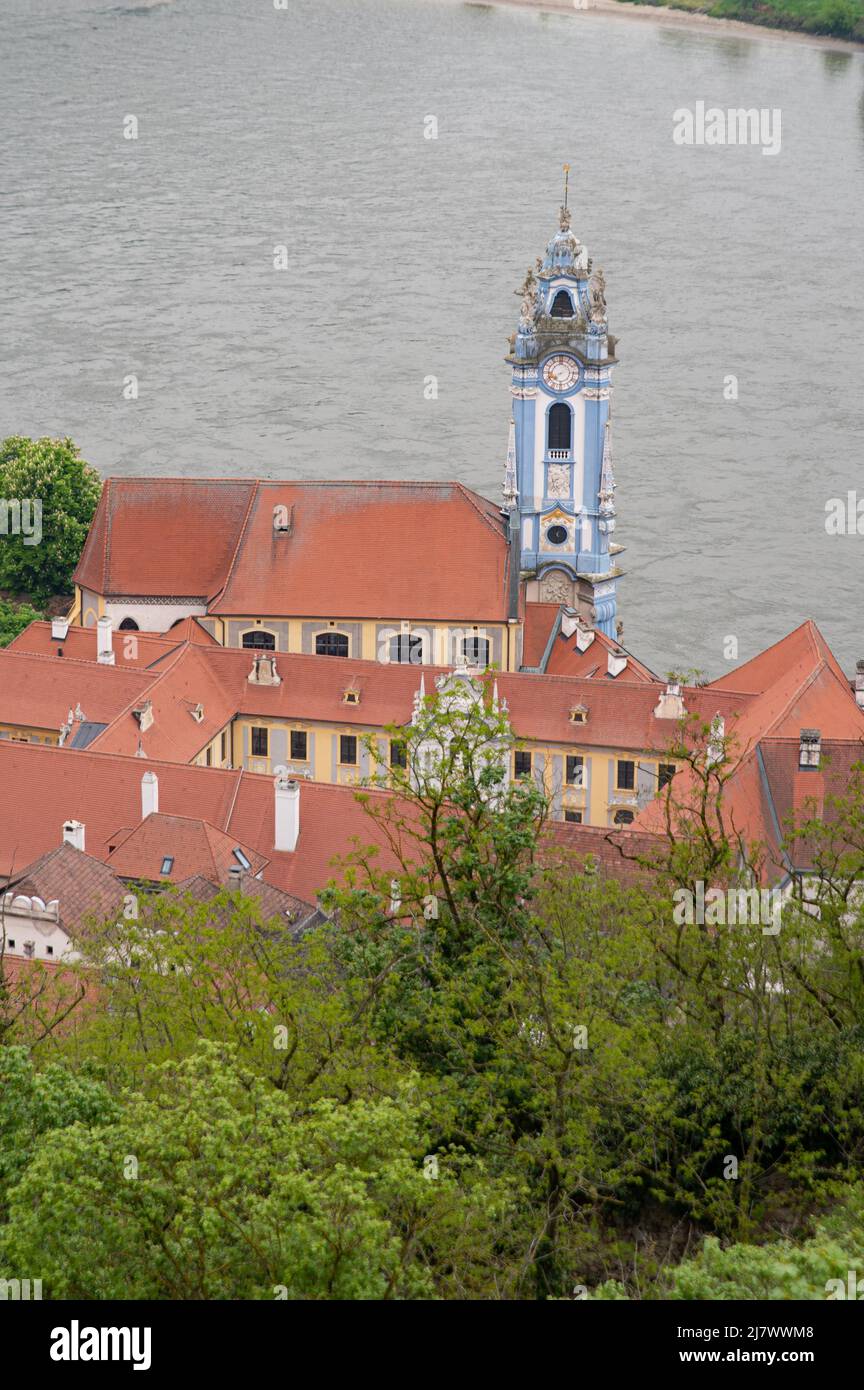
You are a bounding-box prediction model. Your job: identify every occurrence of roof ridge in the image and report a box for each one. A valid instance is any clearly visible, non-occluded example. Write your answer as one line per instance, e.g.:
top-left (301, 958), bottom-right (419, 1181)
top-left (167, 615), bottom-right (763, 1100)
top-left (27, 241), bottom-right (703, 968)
top-left (210, 479), bottom-right (261, 606)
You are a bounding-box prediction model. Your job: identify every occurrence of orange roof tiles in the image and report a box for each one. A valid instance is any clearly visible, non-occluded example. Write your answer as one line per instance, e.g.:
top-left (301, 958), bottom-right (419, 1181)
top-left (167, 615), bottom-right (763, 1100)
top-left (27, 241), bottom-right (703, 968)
top-left (210, 480), bottom-right (511, 621)
top-left (0, 650), bottom-right (156, 733)
top-left (8, 842), bottom-right (128, 938)
top-left (73, 478), bottom-right (257, 598)
top-left (106, 813), bottom-right (267, 884)
top-left (0, 742), bottom-right (404, 904)
top-left (7, 620), bottom-right (183, 668)
top-left (73, 477), bottom-right (513, 621)
top-left (521, 603), bottom-right (660, 682)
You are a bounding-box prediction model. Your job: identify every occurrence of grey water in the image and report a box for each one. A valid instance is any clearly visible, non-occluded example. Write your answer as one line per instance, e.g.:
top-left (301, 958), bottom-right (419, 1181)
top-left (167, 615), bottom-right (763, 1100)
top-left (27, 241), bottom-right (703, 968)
top-left (0, 0), bottom-right (862, 679)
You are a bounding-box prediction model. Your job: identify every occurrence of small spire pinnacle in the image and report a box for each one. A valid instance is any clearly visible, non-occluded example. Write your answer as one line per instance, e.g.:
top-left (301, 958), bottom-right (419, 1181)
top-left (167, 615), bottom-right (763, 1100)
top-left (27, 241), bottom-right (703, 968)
top-left (559, 163), bottom-right (572, 231)
top-left (599, 420), bottom-right (616, 515)
top-left (502, 417), bottom-right (518, 510)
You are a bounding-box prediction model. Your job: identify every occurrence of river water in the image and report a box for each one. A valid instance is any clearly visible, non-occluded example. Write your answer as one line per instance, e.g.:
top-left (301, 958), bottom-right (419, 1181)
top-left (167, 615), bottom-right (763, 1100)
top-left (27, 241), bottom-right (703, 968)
top-left (1, 0), bottom-right (862, 677)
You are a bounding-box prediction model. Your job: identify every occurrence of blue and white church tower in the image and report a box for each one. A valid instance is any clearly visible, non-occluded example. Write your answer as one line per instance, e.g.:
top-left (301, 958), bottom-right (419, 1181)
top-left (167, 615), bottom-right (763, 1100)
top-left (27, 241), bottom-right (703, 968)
top-left (504, 184), bottom-right (623, 637)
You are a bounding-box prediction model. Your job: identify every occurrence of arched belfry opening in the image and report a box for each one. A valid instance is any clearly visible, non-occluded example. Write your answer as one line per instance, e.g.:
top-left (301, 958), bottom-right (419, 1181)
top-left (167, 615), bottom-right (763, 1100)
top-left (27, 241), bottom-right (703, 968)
top-left (547, 402), bottom-right (572, 455)
top-left (550, 289), bottom-right (574, 318)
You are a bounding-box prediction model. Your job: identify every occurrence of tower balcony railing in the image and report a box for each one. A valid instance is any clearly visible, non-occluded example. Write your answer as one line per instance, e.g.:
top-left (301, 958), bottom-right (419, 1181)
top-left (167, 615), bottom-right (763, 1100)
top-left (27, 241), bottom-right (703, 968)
top-left (548, 449), bottom-right (571, 461)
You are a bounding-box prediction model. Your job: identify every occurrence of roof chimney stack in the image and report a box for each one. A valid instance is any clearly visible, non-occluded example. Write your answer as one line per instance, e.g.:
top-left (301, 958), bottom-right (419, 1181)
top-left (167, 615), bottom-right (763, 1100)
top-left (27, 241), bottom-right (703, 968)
top-left (51, 616), bottom-right (69, 641)
top-left (62, 819), bottom-right (85, 852)
top-left (141, 770), bottom-right (159, 819)
top-left (97, 615), bottom-right (115, 665)
top-left (274, 773), bottom-right (300, 852)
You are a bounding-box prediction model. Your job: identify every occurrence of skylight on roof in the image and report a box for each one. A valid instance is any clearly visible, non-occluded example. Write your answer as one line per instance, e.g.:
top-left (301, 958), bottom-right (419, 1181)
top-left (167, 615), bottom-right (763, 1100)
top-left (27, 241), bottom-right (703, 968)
top-left (233, 848), bottom-right (251, 870)
top-left (160, 856), bottom-right (174, 875)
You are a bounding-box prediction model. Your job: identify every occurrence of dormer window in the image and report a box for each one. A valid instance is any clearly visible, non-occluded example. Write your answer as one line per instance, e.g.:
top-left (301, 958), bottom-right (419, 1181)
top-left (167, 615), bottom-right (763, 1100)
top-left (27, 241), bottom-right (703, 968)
top-left (550, 289), bottom-right (574, 318)
top-left (799, 729), bottom-right (821, 770)
top-left (190, 703), bottom-right (205, 723)
top-left (569, 704), bottom-right (588, 725)
top-left (343, 688), bottom-right (360, 705)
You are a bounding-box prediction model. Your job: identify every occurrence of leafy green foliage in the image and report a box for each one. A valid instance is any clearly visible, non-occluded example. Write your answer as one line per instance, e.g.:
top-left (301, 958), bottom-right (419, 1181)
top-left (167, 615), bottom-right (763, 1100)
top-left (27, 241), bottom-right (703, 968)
top-left (0, 436), bottom-right (101, 601)
top-left (0, 598), bottom-right (44, 647)
top-left (3, 700), bottom-right (864, 1298)
top-left (0, 1045), bottom-right (506, 1300)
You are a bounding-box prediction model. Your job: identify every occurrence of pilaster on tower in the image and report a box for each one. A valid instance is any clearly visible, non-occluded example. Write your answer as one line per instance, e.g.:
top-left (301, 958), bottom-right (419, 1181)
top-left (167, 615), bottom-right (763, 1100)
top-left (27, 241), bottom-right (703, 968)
top-left (504, 178), bottom-right (624, 637)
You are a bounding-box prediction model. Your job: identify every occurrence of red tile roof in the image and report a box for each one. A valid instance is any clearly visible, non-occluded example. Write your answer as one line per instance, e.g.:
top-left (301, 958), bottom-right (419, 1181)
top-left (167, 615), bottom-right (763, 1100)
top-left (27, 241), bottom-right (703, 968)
top-left (210, 480), bottom-right (511, 621)
top-left (85, 644), bottom-right (747, 763)
top-left (106, 812), bottom-right (267, 884)
top-left (7, 843), bottom-right (128, 938)
top-left (709, 621), bottom-right (851, 697)
top-left (0, 650), bottom-right (156, 733)
top-left (75, 478), bottom-right (512, 620)
top-left (73, 478), bottom-right (257, 598)
top-left (0, 741), bottom-right (404, 904)
top-left (7, 621), bottom-right (183, 668)
top-left (521, 603), bottom-right (661, 683)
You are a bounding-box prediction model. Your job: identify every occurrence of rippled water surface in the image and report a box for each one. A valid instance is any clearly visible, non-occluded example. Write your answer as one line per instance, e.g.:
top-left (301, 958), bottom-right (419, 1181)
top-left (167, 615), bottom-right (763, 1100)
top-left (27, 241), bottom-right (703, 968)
top-left (1, 0), bottom-right (862, 676)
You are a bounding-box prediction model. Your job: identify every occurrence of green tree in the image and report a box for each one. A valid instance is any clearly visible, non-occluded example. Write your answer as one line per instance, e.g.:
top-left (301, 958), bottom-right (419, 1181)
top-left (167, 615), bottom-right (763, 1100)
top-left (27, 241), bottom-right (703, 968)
top-left (0, 597), bottom-right (44, 647)
top-left (0, 436), bottom-right (101, 601)
top-left (0, 1044), bottom-right (507, 1300)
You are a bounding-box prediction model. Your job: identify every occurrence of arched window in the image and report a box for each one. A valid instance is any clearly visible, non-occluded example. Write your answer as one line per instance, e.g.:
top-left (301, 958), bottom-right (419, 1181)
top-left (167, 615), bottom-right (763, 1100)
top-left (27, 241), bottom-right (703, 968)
top-left (118, 617), bottom-right (139, 632)
top-left (242, 630), bottom-right (276, 650)
top-left (462, 636), bottom-right (490, 667)
top-left (315, 632), bottom-right (349, 657)
top-left (390, 634), bottom-right (424, 665)
top-left (548, 403), bottom-right (572, 454)
top-left (550, 290), bottom-right (573, 318)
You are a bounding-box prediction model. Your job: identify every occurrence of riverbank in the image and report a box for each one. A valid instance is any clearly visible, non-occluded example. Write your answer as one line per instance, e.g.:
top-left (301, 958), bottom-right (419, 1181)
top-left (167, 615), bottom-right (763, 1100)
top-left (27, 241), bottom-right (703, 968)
top-left (483, 0), bottom-right (864, 51)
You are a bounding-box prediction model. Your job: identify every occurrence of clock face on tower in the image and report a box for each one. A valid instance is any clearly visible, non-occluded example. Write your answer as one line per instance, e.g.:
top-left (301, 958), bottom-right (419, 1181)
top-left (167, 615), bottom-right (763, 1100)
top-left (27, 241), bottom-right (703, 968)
top-left (542, 355), bottom-right (580, 392)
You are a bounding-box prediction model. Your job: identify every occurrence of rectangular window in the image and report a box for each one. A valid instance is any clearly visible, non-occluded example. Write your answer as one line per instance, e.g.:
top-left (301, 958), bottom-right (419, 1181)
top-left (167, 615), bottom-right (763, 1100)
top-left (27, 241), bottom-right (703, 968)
top-left (658, 762), bottom-right (675, 790)
top-left (390, 739), bottom-right (407, 769)
top-left (514, 750), bottom-right (532, 780)
top-left (205, 746), bottom-right (212, 767)
top-left (251, 726), bottom-right (268, 758)
top-left (221, 730), bottom-right (228, 762)
top-left (616, 759), bottom-right (635, 791)
top-left (290, 730), bottom-right (308, 761)
top-left (566, 755), bottom-right (584, 786)
top-left (340, 734), bottom-right (357, 766)
top-left (564, 809), bottom-right (583, 824)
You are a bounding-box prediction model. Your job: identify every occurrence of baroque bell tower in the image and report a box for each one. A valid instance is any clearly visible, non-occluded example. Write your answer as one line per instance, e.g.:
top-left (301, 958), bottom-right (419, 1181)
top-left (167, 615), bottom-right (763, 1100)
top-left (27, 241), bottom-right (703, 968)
top-left (504, 171), bottom-right (623, 637)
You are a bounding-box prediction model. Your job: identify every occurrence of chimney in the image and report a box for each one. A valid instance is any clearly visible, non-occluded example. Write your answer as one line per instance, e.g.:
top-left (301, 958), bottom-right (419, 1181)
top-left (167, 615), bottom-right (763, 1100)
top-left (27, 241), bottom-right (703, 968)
top-left (855, 660), bottom-right (864, 710)
top-left (141, 770), bottom-right (159, 818)
top-left (607, 649), bottom-right (628, 678)
top-left (248, 654), bottom-right (281, 687)
top-left (274, 773), bottom-right (300, 852)
top-left (228, 864), bottom-right (243, 884)
top-left (51, 616), bottom-right (69, 641)
top-left (654, 682), bottom-right (685, 721)
top-left (799, 728), bottom-right (821, 770)
top-left (96, 615), bottom-right (115, 665)
top-left (62, 819), bottom-right (85, 852)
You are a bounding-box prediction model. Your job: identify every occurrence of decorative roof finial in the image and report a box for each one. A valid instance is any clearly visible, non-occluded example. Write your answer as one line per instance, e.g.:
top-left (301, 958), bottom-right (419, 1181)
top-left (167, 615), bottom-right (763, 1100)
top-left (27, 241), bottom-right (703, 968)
top-left (559, 164), bottom-right (572, 231)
